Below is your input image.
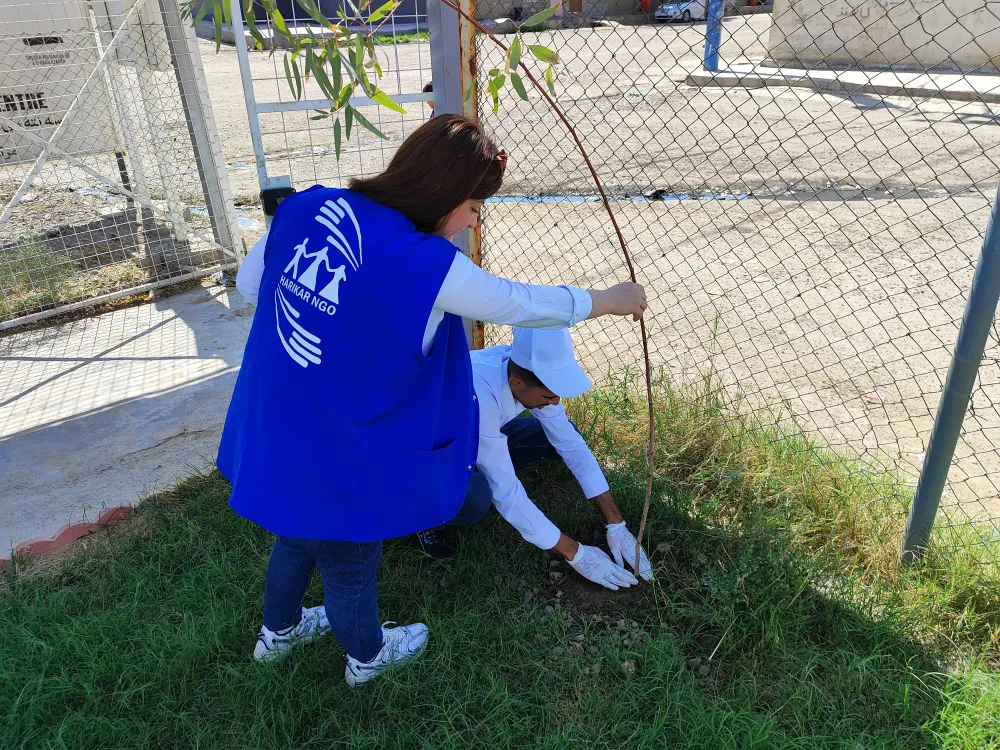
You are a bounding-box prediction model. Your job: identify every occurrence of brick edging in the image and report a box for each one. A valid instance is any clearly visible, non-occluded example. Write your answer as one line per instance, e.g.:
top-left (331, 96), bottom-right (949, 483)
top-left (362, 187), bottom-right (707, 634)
top-left (0, 506), bottom-right (135, 570)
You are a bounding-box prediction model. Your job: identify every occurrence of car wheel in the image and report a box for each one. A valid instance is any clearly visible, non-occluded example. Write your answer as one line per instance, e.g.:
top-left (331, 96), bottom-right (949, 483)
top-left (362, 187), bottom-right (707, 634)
top-left (682, 9), bottom-right (691, 20)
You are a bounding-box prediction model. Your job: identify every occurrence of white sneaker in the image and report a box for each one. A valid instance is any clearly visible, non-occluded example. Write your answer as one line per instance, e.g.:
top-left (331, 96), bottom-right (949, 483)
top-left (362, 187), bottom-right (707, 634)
top-left (344, 621), bottom-right (429, 687)
top-left (253, 605), bottom-right (331, 663)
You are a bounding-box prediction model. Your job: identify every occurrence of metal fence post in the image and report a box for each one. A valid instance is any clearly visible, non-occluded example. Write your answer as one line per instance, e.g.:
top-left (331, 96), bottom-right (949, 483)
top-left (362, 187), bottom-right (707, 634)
top-left (901, 181), bottom-right (1000, 563)
top-left (703, 0), bottom-right (725, 72)
top-left (159, 0), bottom-right (243, 268)
top-left (428, 0), bottom-right (483, 348)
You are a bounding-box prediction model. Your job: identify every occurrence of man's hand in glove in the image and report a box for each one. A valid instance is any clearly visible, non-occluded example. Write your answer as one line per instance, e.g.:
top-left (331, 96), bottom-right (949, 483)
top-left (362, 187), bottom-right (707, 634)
top-left (567, 544), bottom-right (638, 591)
top-left (606, 521), bottom-right (653, 581)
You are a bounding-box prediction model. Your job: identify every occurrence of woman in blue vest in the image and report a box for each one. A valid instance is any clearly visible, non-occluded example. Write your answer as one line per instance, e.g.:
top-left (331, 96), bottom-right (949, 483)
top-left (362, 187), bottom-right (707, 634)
top-left (219, 115), bottom-right (646, 687)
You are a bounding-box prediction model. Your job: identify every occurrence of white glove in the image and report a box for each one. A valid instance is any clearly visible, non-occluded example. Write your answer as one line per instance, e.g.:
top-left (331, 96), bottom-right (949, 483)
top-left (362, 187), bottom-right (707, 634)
top-left (567, 544), bottom-right (638, 591)
top-left (606, 521), bottom-right (653, 581)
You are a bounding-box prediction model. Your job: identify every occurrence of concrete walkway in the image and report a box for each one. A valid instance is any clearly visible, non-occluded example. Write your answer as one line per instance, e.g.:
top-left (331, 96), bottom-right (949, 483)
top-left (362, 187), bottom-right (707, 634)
top-left (686, 63), bottom-right (1000, 104)
top-left (0, 283), bottom-right (253, 561)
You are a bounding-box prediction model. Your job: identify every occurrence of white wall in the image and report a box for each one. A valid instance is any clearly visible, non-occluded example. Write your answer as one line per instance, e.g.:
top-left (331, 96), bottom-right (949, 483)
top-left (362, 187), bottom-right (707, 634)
top-left (766, 0), bottom-right (1000, 73)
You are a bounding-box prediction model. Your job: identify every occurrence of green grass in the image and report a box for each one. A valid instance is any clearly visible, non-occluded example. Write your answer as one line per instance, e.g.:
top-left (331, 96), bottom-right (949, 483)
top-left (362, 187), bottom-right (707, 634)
top-left (2, 378), bottom-right (998, 749)
top-left (0, 236), bottom-right (145, 322)
top-left (372, 30), bottom-right (429, 44)
top-left (0, 237), bottom-right (78, 320)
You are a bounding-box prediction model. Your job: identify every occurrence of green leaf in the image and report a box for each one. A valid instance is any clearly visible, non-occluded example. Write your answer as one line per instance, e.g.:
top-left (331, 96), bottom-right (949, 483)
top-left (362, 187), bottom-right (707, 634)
top-left (244, 3), bottom-right (266, 51)
top-left (311, 60), bottom-right (338, 104)
top-left (371, 89), bottom-right (406, 114)
top-left (193, 0), bottom-right (212, 26)
top-left (310, 109), bottom-right (331, 120)
top-left (487, 76), bottom-right (502, 114)
top-left (350, 106), bottom-right (388, 139)
top-left (528, 44), bottom-right (559, 64)
top-left (338, 84), bottom-right (354, 108)
top-left (334, 117), bottom-right (342, 159)
top-left (330, 44), bottom-right (343, 100)
top-left (464, 78), bottom-right (477, 102)
top-left (293, 0), bottom-right (332, 28)
top-left (544, 65), bottom-right (556, 95)
top-left (304, 46), bottom-right (314, 82)
top-left (521, 2), bottom-right (560, 28)
top-left (488, 68), bottom-right (500, 77)
top-left (510, 72), bottom-right (528, 101)
top-left (506, 36), bottom-right (521, 73)
top-left (271, 7), bottom-right (291, 38)
top-left (345, 104), bottom-right (354, 139)
top-left (213, 0), bottom-right (223, 50)
top-left (283, 54), bottom-right (302, 100)
top-left (367, 0), bottom-right (397, 23)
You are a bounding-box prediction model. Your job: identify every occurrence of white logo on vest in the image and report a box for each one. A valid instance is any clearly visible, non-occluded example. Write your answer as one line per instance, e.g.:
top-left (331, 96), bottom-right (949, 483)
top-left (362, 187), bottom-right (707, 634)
top-left (273, 197), bottom-right (363, 368)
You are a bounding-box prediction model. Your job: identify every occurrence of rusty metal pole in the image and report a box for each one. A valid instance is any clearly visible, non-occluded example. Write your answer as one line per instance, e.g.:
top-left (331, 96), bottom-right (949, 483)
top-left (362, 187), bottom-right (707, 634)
top-left (429, 0), bottom-right (483, 349)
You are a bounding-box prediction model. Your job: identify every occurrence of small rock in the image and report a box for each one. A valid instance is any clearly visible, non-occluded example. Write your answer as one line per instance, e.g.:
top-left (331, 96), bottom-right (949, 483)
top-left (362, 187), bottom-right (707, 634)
top-left (549, 559), bottom-right (561, 568)
top-left (570, 641), bottom-right (585, 653)
top-left (617, 619), bottom-right (627, 629)
top-left (583, 667), bottom-right (591, 675)
top-left (571, 633), bottom-right (586, 642)
top-left (696, 554), bottom-right (709, 566)
top-left (630, 621), bottom-right (639, 628)
top-left (550, 571), bottom-right (565, 584)
top-left (556, 589), bottom-right (565, 599)
top-left (698, 664), bottom-right (711, 677)
top-left (524, 591), bottom-right (536, 606)
top-left (592, 662), bottom-right (602, 675)
top-left (686, 657), bottom-right (702, 670)
top-left (622, 660), bottom-right (637, 676)
top-left (544, 605), bottom-right (556, 615)
top-left (622, 638), bottom-right (632, 647)
top-left (863, 390), bottom-right (885, 405)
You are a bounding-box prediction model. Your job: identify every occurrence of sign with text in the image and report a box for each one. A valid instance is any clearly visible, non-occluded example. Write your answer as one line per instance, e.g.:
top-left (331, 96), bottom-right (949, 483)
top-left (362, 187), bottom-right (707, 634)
top-left (0, 0), bottom-right (120, 166)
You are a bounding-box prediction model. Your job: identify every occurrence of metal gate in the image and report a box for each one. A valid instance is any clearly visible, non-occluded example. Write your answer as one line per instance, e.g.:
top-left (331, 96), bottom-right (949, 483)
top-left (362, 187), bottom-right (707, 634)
top-left (226, 0), bottom-right (435, 202)
top-left (0, 0), bottom-right (241, 329)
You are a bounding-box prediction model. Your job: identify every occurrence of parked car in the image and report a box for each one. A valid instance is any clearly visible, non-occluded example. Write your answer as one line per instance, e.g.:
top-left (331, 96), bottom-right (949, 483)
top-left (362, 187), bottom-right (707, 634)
top-left (654, 0), bottom-right (707, 22)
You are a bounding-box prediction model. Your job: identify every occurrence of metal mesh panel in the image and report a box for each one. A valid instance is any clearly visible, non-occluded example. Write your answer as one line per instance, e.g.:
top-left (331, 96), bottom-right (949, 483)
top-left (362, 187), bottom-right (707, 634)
top-left (0, 0), bottom-right (239, 327)
top-left (475, 3), bottom-right (1000, 542)
top-left (237, 3), bottom-right (434, 192)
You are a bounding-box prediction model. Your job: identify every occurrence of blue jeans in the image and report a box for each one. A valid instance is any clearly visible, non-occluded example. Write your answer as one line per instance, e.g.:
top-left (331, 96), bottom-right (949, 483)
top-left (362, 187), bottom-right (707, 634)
top-left (262, 536), bottom-right (383, 662)
top-left (448, 417), bottom-right (564, 527)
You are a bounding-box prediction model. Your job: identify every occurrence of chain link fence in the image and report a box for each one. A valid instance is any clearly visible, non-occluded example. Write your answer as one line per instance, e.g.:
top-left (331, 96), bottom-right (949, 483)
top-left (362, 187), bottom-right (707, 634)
top-left (474, 1), bottom-right (1000, 549)
top-left (0, 0), bottom-right (241, 328)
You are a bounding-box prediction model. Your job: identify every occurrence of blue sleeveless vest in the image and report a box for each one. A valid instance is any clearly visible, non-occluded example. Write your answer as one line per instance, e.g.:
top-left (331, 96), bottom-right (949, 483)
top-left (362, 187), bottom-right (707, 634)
top-left (217, 186), bottom-right (478, 542)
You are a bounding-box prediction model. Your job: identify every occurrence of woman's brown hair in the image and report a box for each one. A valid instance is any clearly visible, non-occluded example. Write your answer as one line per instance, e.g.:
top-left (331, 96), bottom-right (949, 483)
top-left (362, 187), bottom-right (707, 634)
top-left (349, 114), bottom-right (506, 235)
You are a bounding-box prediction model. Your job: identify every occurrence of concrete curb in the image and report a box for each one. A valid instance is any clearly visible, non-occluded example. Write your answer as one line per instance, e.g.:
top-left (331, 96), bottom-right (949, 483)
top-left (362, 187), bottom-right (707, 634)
top-left (1, 506), bottom-right (134, 570)
top-left (685, 69), bottom-right (1000, 105)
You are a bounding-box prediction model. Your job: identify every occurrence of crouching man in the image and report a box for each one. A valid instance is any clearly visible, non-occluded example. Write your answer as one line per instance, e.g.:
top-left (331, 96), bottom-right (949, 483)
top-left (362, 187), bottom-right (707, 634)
top-left (416, 327), bottom-right (652, 590)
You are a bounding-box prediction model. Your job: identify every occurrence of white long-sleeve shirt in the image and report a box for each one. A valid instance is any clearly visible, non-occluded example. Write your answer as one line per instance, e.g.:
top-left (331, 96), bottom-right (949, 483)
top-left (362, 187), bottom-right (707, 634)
top-left (472, 345), bottom-right (610, 550)
top-left (236, 230), bottom-right (593, 353)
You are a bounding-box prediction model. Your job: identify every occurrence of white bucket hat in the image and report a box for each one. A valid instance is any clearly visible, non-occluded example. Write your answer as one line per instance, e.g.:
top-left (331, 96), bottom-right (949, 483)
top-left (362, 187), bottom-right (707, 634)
top-left (510, 327), bottom-right (592, 399)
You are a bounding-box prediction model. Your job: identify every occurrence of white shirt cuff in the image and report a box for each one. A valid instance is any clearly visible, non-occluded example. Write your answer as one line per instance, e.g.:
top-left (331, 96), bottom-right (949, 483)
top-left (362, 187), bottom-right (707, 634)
top-left (564, 285), bottom-right (593, 326)
top-left (526, 519), bottom-right (563, 551)
top-left (579, 474), bottom-right (611, 500)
